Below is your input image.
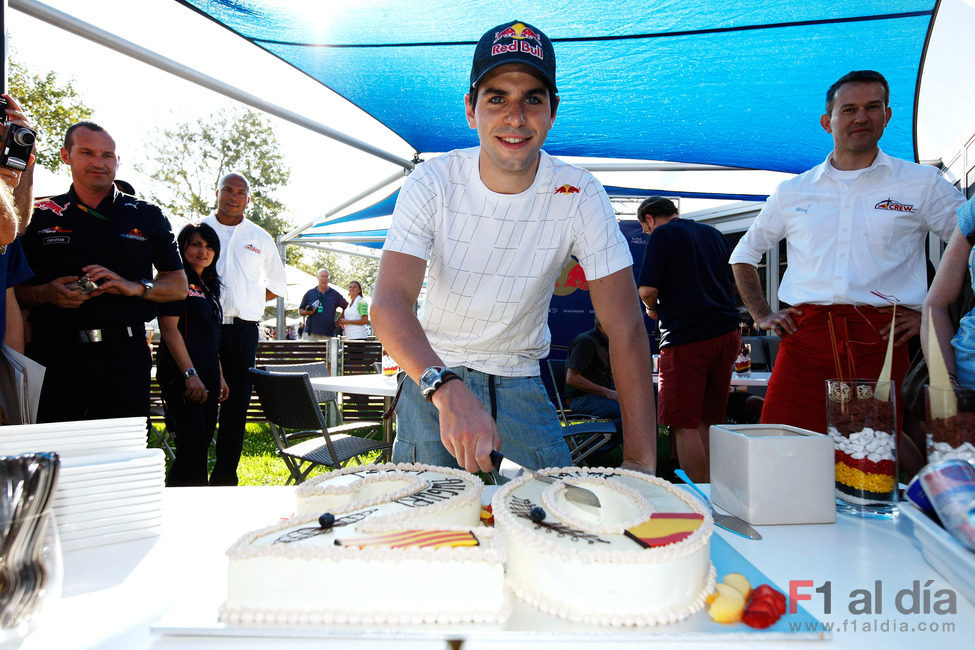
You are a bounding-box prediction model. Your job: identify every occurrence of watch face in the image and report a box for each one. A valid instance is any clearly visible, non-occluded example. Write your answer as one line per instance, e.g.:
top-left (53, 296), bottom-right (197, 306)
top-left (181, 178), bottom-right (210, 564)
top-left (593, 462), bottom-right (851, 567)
top-left (420, 366), bottom-right (447, 395)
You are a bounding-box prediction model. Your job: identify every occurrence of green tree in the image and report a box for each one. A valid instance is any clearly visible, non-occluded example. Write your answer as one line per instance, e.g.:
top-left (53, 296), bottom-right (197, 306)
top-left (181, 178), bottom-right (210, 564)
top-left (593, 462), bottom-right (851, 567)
top-left (310, 250), bottom-right (380, 295)
top-left (137, 107), bottom-right (292, 239)
top-left (6, 57), bottom-right (94, 172)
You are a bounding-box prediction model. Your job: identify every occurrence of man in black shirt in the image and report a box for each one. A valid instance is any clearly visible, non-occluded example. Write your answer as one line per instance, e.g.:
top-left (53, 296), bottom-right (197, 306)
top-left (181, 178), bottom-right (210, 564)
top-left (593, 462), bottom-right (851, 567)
top-left (17, 121), bottom-right (186, 422)
top-left (637, 197), bottom-right (739, 482)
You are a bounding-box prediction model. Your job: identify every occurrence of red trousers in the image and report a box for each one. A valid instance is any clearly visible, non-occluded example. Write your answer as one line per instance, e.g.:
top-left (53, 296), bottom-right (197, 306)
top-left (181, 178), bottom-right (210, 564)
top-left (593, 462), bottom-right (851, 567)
top-left (761, 304), bottom-right (909, 434)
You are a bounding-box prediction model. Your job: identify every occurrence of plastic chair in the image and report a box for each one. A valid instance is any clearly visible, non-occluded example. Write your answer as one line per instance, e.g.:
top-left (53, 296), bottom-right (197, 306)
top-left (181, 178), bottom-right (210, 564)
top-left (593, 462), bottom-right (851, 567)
top-left (249, 368), bottom-right (391, 484)
top-left (543, 359), bottom-right (616, 465)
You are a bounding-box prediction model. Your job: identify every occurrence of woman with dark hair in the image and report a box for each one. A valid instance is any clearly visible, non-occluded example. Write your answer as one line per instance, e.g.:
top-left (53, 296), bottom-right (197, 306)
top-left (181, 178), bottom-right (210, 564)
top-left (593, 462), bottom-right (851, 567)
top-left (157, 222), bottom-right (228, 486)
top-left (338, 280), bottom-right (371, 339)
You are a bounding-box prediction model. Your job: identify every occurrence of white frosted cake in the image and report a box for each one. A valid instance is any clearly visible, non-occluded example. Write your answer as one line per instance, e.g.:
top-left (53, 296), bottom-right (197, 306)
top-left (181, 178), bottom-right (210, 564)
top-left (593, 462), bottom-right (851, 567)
top-left (221, 463), bottom-right (506, 625)
top-left (492, 466), bottom-right (714, 626)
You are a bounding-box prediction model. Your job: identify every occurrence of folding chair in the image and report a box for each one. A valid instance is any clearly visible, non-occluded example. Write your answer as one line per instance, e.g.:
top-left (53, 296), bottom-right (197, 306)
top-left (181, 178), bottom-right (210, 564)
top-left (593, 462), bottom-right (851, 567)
top-left (544, 359), bottom-right (616, 465)
top-left (249, 368), bottom-right (391, 484)
top-left (260, 361), bottom-right (341, 425)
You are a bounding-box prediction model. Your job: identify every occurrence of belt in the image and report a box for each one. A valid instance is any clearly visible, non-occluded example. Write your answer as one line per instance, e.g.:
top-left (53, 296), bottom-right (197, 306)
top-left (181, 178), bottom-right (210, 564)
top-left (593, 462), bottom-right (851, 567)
top-left (223, 317), bottom-right (257, 326)
top-left (77, 325), bottom-right (142, 343)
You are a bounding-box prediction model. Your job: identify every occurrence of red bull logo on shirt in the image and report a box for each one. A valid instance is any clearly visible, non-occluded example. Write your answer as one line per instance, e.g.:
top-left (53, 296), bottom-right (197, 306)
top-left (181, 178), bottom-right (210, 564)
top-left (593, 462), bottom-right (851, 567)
top-left (121, 228), bottom-right (148, 241)
top-left (874, 198), bottom-right (915, 213)
top-left (554, 184), bottom-right (580, 195)
top-left (553, 258), bottom-right (589, 296)
top-left (245, 243), bottom-right (262, 254)
top-left (34, 199), bottom-right (69, 216)
top-left (492, 22), bottom-right (544, 60)
top-left (187, 282), bottom-right (206, 299)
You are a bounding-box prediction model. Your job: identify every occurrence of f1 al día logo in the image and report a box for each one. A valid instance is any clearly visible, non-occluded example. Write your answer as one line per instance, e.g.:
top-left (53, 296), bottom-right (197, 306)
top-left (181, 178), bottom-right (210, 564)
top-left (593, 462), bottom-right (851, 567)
top-left (785, 579), bottom-right (959, 635)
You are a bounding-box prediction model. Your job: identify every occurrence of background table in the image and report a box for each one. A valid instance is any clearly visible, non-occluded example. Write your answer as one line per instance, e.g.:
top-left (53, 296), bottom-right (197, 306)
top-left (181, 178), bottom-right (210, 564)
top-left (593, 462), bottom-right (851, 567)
top-left (18, 485), bottom-right (974, 649)
top-left (310, 373), bottom-right (399, 443)
top-left (653, 371), bottom-right (771, 387)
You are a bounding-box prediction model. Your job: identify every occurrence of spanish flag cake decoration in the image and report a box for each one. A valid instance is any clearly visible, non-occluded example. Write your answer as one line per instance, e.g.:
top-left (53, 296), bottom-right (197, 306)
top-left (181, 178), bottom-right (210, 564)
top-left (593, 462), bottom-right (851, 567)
top-left (625, 512), bottom-right (704, 548)
top-left (334, 529), bottom-right (479, 549)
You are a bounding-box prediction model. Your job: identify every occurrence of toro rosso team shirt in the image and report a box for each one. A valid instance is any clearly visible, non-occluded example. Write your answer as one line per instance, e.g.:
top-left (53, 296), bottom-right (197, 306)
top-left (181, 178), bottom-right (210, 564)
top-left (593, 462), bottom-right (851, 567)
top-left (730, 149), bottom-right (963, 311)
top-left (23, 186), bottom-right (182, 329)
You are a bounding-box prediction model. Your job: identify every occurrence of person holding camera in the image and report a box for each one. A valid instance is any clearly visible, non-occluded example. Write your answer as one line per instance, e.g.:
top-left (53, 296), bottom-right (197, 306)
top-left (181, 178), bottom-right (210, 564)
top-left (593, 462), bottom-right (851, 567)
top-left (298, 268), bottom-right (347, 340)
top-left (0, 94), bottom-right (36, 355)
top-left (16, 121), bottom-right (187, 423)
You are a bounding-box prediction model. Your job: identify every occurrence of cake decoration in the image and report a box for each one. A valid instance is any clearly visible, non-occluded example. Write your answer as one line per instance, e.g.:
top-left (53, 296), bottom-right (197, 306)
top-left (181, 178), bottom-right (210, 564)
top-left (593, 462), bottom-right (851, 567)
top-left (493, 466), bottom-right (714, 626)
top-left (333, 529), bottom-right (479, 549)
top-left (625, 512), bottom-right (705, 549)
top-left (222, 463), bottom-right (505, 626)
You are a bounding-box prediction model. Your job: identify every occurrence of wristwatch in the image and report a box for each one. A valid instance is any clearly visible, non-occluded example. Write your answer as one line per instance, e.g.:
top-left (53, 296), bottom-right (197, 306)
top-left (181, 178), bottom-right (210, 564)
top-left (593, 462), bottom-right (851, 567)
top-left (140, 278), bottom-right (154, 298)
top-left (419, 366), bottom-right (461, 401)
top-left (184, 368), bottom-right (198, 380)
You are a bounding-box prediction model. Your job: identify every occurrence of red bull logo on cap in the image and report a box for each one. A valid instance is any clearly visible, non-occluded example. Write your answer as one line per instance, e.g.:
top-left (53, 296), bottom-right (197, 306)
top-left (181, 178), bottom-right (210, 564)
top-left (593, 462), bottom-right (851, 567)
top-left (492, 22), bottom-right (544, 60)
top-left (554, 184), bottom-right (580, 195)
top-left (34, 199), bottom-right (69, 216)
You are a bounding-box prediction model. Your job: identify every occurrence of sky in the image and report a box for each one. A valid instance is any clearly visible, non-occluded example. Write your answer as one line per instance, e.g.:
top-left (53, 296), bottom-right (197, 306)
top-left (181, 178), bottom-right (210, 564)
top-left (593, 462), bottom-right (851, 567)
top-left (4, 0), bottom-right (975, 230)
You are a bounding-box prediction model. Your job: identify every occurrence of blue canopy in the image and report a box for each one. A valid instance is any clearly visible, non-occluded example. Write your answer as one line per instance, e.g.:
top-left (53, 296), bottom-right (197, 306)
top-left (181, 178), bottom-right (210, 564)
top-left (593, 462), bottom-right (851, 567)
top-left (178, 0), bottom-right (938, 174)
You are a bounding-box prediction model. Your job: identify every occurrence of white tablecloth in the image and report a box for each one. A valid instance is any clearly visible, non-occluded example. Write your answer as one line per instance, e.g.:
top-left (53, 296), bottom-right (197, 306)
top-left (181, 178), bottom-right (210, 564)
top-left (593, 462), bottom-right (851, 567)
top-left (19, 486), bottom-right (974, 649)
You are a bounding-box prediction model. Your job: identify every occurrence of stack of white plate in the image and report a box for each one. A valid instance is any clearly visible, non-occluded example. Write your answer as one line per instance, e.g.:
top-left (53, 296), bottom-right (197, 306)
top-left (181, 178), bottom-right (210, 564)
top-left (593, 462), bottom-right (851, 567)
top-left (0, 417), bottom-right (166, 552)
top-left (0, 417), bottom-right (149, 458)
top-left (55, 449), bottom-right (166, 552)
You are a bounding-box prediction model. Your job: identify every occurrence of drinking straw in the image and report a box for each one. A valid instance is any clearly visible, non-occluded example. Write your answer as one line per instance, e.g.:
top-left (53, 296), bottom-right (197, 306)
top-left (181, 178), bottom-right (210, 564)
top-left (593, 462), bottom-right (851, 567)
top-left (926, 306), bottom-right (957, 418)
top-left (874, 304), bottom-right (896, 401)
top-left (828, 314), bottom-right (843, 383)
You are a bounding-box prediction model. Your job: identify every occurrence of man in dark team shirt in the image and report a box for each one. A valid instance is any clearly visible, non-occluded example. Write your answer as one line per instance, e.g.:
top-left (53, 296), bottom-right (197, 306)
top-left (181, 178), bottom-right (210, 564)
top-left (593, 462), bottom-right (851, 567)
top-left (16, 121), bottom-right (186, 422)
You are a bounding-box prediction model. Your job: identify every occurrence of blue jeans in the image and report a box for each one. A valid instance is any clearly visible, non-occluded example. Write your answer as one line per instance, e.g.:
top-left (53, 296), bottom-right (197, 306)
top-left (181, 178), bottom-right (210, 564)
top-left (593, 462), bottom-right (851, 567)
top-left (393, 367), bottom-right (572, 470)
top-left (568, 393), bottom-right (622, 421)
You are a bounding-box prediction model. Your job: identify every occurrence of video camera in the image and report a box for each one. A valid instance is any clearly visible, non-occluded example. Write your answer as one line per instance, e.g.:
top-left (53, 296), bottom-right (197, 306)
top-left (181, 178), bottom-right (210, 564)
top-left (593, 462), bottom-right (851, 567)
top-left (0, 97), bottom-right (36, 171)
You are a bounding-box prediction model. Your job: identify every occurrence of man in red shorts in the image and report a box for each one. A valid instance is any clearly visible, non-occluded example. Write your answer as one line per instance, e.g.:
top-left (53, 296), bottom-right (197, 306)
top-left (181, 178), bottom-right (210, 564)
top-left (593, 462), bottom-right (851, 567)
top-left (637, 197), bottom-right (739, 481)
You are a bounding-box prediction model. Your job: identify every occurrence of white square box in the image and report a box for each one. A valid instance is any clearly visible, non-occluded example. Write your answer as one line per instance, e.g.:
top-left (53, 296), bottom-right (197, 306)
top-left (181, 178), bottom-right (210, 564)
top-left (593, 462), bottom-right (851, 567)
top-left (710, 424), bottom-right (836, 525)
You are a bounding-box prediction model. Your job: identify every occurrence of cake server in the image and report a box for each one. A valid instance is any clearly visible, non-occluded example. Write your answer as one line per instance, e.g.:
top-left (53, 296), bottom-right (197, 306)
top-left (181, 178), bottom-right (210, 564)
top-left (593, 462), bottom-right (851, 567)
top-left (489, 451), bottom-right (600, 508)
top-left (674, 469), bottom-right (762, 540)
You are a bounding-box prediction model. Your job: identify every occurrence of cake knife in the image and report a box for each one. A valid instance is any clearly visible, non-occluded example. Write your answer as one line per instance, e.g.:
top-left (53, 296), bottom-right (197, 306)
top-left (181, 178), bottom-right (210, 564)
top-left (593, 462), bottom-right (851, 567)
top-left (674, 469), bottom-right (762, 540)
top-left (489, 451), bottom-right (601, 508)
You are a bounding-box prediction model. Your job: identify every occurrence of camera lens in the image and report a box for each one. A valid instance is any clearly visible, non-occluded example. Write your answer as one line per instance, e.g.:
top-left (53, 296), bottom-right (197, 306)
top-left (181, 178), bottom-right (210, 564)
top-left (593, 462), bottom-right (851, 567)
top-left (11, 127), bottom-right (35, 147)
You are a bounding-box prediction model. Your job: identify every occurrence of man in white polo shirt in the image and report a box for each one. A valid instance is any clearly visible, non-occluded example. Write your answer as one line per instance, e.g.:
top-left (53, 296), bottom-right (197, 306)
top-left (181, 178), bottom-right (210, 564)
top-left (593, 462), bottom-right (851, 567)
top-left (730, 70), bottom-right (963, 434)
top-left (371, 21), bottom-right (656, 474)
top-left (204, 172), bottom-right (287, 485)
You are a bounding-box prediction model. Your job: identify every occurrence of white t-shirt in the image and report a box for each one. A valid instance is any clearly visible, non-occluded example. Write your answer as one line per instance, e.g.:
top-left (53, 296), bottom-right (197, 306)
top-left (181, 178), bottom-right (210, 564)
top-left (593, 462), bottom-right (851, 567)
top-left (729, 149), bottom-right (963, 310)
top-left (384, 148), bottom-right (632, 376)
top-left (203, 215), bottom-right (288, 323)
top-left (343, 295), bottom-right (371, 339)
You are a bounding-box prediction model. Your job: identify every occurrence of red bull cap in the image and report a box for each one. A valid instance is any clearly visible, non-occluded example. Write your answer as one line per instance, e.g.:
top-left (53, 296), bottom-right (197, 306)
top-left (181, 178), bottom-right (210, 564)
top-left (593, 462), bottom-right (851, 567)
top-left (470, 20), bottom-right (557, 94)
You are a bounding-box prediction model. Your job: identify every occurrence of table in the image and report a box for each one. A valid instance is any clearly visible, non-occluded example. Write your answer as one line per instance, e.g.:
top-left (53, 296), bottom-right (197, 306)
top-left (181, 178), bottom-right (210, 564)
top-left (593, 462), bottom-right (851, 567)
top-left (310, 373), bottom-right (399, 444)
top-left (653, 371), bottom-right (771, 387)
top-left (20, 486), bottom-right (974, 649)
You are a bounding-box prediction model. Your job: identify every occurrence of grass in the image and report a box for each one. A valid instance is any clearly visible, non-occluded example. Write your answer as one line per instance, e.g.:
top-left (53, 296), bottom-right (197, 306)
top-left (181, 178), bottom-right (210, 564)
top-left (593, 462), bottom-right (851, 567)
top-left (146, 422), bottom-right (672, 485)
top-left (148, 421), bottom-right (384, 486)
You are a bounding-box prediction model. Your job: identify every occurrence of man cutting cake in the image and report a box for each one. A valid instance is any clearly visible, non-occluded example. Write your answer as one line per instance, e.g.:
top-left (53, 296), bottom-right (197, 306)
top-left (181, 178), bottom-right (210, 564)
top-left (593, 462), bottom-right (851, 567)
top-left (371, 20), bottom-right (656, 474)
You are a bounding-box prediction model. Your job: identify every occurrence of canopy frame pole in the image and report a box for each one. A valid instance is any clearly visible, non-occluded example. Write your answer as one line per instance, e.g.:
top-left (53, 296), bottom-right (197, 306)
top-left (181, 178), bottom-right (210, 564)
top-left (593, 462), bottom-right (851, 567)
top-left (280, 169), bottom-right (405, 242)
top-left (10, 0), bottom-right (415, 171)
top-left (580, 162), bottom-right (753, 172)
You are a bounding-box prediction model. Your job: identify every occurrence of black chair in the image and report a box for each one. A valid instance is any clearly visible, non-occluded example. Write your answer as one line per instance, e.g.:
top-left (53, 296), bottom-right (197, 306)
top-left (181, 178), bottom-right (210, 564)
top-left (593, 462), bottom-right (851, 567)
top-left (259, 361), bottom-right (341, 425)
top-left (249, 368), bottom-right (391, 484)
top-left (543, 359), bottom-right (616, 465)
